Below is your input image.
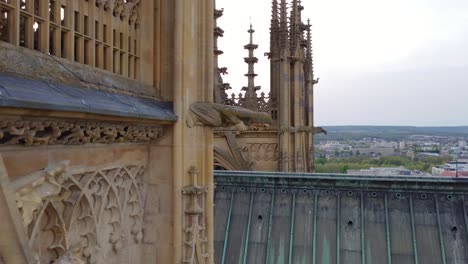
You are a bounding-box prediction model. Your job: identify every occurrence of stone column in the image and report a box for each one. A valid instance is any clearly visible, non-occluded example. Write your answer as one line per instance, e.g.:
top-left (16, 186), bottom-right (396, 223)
top-left (173, 0), bottom-right (214, 263)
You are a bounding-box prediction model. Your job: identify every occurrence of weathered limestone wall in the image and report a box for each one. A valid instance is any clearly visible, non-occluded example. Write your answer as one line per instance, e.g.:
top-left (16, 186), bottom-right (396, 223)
top-left (0, 139), bottom-right (174, 263)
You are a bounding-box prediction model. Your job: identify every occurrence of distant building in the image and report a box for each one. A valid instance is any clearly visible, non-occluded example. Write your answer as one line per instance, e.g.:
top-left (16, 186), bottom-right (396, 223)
top-left (354, 147), bottom-right (396, 157)
top-left (416, 152), bottom-right (440, 158)
top-left (459, 140), bottom-right (467, 148)
top-left (348, 167), bottom-right (429, 176)
top-left (432, 160), bottom-right (468, 177)
top-left (439, 171), bottom-right (468, 177)
top-left (399, 141), bottom-right (406, 149)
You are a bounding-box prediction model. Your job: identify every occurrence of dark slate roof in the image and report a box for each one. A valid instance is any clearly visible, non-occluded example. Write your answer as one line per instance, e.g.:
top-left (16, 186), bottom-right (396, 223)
top-left (0, 74), bottom-right (176, 121)
top-left (214, 171), bottom-right (468, 264)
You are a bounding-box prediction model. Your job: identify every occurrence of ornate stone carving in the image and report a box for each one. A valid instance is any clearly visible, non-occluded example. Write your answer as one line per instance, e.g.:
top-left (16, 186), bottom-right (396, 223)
top-left (112, 0), bottom-right (140, 23)
top-left (242, 143), bottom-right (279, 161)
top-left (113, 0), bottom-right (126, 18)
top-left (0, 119), bottom-right (165, 146)
top-left (12, 161), bottom-right (70, 229)
top-left (186, 102), bottom-right (272, 131)
top-left (182, 167), bottom-right (209, 264)
top-left (12, 165), bottom-right (147, 264)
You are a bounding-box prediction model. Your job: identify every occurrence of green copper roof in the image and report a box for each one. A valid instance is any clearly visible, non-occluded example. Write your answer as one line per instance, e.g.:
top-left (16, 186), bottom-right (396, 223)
top-left (214, 171), bottom-right (468, 264)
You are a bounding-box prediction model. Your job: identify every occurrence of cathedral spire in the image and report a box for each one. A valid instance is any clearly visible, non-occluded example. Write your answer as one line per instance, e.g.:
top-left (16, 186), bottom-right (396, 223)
top-left (305, 19), bottom-right (313, 81)
top-left (270, 0), bottom-right (280, 51)
top-left (279, 0), bottom-right (289, 50)
top-left (242, 24), bottom-right (261, 99)
top-left (289, 0), bottom-right (303, 52)
top-left (272, 0), bottom-right (279, 23)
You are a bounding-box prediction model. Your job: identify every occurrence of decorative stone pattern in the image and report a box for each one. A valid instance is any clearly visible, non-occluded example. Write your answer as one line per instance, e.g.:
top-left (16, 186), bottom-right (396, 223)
top-left (224, 93), bottom-right (277, 116)
top-left (242, 143), bottom-right (279, 161)
top-left (17, 165), bottom-right (147, 264)
top-left (182, 167), bottom-right (209, 264)
top-left (0, 119), bottom-right (165, 146)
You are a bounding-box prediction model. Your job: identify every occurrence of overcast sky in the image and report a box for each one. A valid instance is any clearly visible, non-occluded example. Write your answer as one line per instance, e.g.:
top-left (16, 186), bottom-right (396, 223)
top-left (217, 0), bottom-right (468, 126)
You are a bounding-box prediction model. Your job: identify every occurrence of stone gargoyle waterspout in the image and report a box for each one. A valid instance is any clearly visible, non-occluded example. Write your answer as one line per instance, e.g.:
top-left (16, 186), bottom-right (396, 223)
top-left (186, 102), bottom-right (272, 131)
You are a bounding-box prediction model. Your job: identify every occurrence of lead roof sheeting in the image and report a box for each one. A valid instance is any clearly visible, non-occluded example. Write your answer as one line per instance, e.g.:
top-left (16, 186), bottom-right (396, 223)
top-left (214, 171), bottom-right (468, 263)
top-left (0, 74), bottom-right (176, 121)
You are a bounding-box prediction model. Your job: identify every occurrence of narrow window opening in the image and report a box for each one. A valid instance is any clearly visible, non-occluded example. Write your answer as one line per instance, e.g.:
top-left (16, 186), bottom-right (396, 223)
top-left (20, 0), bottom-right (27, 11)
top-left (95, 44), bottom-right (100, 68)
top-left (119, 52), bottom-right (124, 75)
top-left (74, 11), bottom-right (79, 32)
top-left (95, 20), bottom-right (99, 40)
top-left (49, 26), bottom-right (56, 55)
top-left (113, 49), bottom-right (118, 73)
top-left (134, 57), bottom-right (139, 79)
top-left (134, 39), bottom-right (137, 54)
top-left (128, 36), bottom-right (131, 53)
top-left (19, 15), bottom-right (27, 47)
top-left (49, 0), bottom-right (56, 22)
top-left (84, 15), bottom-right (89, 36)
top-left (33, 21), bottom-right (40, 51)
top-left (103, 24), bottom-right (108, 43)
top-left (60, 5), bottom-right (66, 26)
top-left (60, 30), bottom-right (67, 58)
top-left (33, 0), bottom-right (40, 16)
top-left (0, 8), bottom-right (10, 42)
top-left (84, 39), bottom-right (90, 65)
top-left (103, 46), bottom-right (109, 70)
top-left (128, 55), bottom-right (133, 77)
top-left (74, 36), bottom-right (80, 62)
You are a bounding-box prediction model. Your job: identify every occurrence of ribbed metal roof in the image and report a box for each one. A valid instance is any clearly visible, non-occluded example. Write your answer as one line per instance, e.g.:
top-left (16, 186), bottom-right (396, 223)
top-left (214, 171), bottom-right (468, 264)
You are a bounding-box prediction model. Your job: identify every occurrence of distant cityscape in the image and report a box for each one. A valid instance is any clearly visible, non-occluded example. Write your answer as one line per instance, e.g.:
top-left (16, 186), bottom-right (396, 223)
top-left (314, 126), bottom-right (468, 177)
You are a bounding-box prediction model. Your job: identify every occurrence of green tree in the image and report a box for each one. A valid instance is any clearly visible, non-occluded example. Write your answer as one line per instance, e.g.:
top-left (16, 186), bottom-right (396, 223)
top-left (343, 165), bottom-right (349, 173)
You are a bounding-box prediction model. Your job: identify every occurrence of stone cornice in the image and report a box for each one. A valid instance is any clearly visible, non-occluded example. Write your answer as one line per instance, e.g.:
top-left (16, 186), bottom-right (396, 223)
top-left (0, 118), bottom-right (166, 146)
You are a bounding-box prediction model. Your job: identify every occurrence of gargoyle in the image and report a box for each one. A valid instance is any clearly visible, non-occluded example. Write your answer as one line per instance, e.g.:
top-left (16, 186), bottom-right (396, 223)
top-left (283, 126), bottom-right (327, 135)
top-left (313, 127), bottom-right (327, 135)
top-left (187, 102), bottom-right (272, 131)
top-left (218, 67), bottom-right (228, 75)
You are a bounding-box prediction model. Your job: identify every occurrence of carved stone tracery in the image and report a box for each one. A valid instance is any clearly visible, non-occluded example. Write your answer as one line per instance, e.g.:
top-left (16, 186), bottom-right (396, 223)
top-left (13, 165), bottom-right (147, 264)
top-left (182, 167), bottom-right (209, 264)
top-left (242, 143), bottom-right (279, 161)
top-left (111, 0), bottom-right (140, 25)
top-left (0, 119), bottom-right (165, 146)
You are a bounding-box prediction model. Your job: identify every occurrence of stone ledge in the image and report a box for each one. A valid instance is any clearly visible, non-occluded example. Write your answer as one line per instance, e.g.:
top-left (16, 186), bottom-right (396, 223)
top-left (0, 74), bottom-right (177, 122)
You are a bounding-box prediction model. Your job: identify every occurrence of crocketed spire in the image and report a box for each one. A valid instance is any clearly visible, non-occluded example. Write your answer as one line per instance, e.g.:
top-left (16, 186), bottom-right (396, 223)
top-left (242, 24), bottom-right (261, 99)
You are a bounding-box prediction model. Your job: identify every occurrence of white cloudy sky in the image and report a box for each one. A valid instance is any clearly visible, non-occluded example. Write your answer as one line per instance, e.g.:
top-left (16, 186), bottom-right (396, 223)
top-left (216, 0), bottom-right (468, 126)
